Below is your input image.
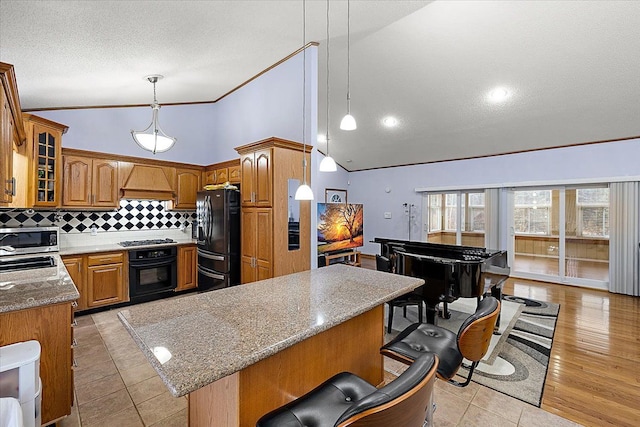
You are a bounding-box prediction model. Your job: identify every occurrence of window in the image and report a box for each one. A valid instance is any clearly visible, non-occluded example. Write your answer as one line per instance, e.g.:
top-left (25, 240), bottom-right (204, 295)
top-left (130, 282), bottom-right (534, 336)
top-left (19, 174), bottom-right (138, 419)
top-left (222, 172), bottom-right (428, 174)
top-left (514, 190), bottom-right (551, 234)
top-left (577, 188), bottom-right (609, 237)
top-left (428, 194), bottom-right (442, 232)
top-left (467, 192), bottom-right (485, 232)
top-left (444, 194), bottom-right (457, 231)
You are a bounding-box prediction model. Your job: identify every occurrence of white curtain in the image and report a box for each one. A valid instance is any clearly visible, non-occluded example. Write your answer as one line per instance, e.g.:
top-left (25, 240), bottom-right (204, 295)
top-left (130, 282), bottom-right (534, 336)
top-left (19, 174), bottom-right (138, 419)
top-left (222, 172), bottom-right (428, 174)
top-left (484, 188), bottom-right (500, 250)
top-left (609, 182), bottom-right (640, 296)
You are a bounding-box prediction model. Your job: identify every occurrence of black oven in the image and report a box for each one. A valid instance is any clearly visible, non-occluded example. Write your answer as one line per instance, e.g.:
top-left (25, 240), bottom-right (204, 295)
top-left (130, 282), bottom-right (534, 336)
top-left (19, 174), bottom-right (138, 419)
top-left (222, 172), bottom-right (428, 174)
top-left (128, 246), bottom-right (177, 302)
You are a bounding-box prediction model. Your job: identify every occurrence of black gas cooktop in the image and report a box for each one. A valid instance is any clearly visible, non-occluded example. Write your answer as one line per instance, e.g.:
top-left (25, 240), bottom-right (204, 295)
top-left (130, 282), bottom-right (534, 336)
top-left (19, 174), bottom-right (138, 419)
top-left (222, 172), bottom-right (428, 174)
top-left (118, 238), bottom-right (176, 248)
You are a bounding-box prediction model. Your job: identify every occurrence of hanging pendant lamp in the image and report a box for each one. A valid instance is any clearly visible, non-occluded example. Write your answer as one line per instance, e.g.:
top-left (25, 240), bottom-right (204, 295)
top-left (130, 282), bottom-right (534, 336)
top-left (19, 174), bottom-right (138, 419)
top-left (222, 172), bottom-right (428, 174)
top-left (295, 0), bottom-right (314, 200)
top-left (339, 0), bottom-right (356, 131)
top-left (131, 75), bottom-right (176, 154)
top-left (319, 0), bottom-right (337, 172)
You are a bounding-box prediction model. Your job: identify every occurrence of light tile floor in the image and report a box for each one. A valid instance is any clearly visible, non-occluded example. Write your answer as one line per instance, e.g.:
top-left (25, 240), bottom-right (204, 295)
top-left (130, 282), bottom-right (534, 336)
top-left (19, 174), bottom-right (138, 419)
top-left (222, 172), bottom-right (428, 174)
top-left (59, 299), bottom-right (582, 427)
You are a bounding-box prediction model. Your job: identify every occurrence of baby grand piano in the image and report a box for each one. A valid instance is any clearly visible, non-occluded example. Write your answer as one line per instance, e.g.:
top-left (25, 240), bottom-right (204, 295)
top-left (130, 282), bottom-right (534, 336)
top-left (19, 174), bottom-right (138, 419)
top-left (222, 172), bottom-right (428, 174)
top-left (374, 238), bottom-right (510, 325)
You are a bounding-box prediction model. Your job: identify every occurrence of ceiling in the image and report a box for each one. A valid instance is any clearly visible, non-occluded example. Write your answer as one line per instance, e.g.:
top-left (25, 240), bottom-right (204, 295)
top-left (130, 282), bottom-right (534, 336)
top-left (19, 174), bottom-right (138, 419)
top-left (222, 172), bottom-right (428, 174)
top-left (1, 1), bottom-right (639, 171)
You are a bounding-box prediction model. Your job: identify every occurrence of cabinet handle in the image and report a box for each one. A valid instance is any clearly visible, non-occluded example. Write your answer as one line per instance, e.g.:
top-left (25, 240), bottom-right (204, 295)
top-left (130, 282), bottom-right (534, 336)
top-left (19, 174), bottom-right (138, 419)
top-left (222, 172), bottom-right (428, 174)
top-left (5, 178), bottom-right (16, 196)
top-left (71, 319), bottom-right (78, 327)
top-left (72, 338), bottom-right (78, 347)
top-left (72, 359), bottom-right (78, 368)
top-left (71, 301), bottom-right (78, 307)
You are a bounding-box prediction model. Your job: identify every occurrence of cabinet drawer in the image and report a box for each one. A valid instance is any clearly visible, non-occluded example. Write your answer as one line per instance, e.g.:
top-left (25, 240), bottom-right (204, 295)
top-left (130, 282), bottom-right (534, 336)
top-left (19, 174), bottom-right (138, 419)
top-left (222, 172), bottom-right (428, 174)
top-left (87, 252), bottom-right (124, 266)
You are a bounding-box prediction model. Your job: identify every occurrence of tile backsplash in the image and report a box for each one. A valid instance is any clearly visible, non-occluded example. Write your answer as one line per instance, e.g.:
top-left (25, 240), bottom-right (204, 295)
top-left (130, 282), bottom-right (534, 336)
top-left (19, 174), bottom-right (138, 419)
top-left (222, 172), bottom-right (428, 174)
top-left (0, 200), bottom-right (196, 234)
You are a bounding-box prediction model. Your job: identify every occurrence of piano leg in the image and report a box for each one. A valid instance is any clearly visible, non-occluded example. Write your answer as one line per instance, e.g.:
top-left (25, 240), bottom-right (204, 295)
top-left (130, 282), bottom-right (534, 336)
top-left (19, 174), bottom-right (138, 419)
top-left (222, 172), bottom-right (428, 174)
top-left (439, 302), bottom-right (451, 319)
top-left (490, 285), bottom-right (502, 332)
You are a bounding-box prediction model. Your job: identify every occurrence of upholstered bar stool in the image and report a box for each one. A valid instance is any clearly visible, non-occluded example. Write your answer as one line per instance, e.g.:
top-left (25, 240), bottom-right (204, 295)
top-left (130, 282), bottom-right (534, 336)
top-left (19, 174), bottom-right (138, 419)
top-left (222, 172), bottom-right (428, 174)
top-left (381, 296), bottom-right (500, 387)
top-left (256, 353), bottom-right (438, 427)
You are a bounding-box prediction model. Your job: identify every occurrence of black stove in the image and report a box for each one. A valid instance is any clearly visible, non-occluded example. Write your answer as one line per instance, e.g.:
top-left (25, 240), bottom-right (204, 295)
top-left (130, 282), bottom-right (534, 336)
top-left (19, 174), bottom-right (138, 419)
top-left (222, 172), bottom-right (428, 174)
top-left (118, 238), bottom-right (176, 248)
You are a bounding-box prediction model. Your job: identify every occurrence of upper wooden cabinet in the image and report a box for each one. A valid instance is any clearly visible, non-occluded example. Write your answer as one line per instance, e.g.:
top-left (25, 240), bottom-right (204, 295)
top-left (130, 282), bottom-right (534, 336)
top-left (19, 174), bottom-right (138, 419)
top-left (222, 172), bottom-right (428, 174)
top-left (0, 62), bottom-right (25, 206)
top-left (239, 148), bottom-right (271, 207)
top-left (12, 114), bottom-right (68, 208)
top-left (203, 159), bottom-right (241, 186)
top-left (119, 162), bottom-right (176, 201)
top-left (62, 155), bottom-right (118, 208)
top-left (175, 167), bottom-right (201, 209)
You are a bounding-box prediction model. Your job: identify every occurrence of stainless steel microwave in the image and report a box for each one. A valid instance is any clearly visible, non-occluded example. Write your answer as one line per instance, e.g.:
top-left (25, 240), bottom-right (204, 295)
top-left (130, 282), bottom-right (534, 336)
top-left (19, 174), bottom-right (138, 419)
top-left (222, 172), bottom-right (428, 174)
top-left (0, 227), bottom-right (59, 256)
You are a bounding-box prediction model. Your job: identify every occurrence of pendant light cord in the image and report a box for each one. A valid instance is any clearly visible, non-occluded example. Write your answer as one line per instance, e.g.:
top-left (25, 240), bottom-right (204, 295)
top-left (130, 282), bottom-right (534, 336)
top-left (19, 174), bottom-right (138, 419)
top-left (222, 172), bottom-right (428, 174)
top-left (346, 0), bottom-right (351, 112)
top-left (302, 0), bottom-right (308, 184)
top-left (326, 0), bottom-right (330, 157)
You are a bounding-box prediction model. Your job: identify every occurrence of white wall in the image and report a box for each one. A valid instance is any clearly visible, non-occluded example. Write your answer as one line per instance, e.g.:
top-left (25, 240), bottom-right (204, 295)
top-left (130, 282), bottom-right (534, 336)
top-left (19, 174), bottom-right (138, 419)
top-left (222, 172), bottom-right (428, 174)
top-left (350, 138), bottom-right (640, 255)
top-left (32, 46), bottom-right (319, 167)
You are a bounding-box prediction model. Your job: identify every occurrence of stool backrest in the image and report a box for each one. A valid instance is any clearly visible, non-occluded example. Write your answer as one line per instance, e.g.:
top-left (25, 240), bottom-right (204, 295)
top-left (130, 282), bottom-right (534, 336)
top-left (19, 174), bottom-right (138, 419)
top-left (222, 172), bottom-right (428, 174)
top-left (457, 297), bottom-right (500, 362)
top-left (375, 255), bottom-right (392, 272)
top-left (335, 353), bottom-right (438, 427)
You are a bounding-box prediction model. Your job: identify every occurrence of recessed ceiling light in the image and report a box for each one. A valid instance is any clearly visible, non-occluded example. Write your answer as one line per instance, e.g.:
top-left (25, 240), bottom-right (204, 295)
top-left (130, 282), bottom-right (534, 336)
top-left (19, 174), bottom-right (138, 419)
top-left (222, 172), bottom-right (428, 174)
top-left (488, 87), bottom-right (510, 103)
top-left (382, 116), bottom-right (398, 127)
top-left (317, 134), bottom-right (327, 143)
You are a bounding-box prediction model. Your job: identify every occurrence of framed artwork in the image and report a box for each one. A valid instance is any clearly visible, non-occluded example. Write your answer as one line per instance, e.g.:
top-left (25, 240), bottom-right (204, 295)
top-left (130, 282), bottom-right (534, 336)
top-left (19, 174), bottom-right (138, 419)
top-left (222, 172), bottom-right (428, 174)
top-left (325, 188), bottom-right (348, 204)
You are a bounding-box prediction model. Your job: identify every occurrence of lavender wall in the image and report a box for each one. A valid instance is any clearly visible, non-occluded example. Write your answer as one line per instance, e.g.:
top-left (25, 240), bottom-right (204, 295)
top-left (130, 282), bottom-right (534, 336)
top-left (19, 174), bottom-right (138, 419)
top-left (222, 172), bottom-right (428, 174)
top-left (349, 138), bottom-right (640, 255)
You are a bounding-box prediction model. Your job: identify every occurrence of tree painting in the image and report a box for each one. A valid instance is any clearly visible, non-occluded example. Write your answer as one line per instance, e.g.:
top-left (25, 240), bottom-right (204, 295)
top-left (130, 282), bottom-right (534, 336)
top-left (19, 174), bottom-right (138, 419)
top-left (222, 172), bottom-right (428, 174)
top-left (318, 203), bottom-right (364, 253)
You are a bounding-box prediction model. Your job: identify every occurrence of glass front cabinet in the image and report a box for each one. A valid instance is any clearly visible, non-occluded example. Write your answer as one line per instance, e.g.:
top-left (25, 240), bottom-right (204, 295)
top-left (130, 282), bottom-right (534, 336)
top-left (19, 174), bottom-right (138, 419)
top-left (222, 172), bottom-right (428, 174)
top-left (24, 114), bottom-right (68, 207)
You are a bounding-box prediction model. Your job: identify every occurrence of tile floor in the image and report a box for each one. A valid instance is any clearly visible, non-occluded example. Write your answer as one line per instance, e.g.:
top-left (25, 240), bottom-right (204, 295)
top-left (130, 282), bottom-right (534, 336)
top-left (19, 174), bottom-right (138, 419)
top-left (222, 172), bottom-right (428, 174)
top-left (59, 299), bottom-right (582, 427)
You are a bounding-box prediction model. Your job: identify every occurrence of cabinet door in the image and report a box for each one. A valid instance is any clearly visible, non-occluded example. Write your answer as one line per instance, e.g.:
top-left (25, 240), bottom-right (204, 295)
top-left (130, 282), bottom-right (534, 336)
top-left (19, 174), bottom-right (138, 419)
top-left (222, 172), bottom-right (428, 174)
top-left (62, 256), bottom-right (87, 311)
top-left (92, 159), bottom-right (119, 207)
top-left (241, 208), bottom-right (257, 284)
top-left (203, 169), bottom-right (216, 185)
top-left (177, 245), bottom-right (197, 291)
top-left (62, 156), bottom-right (91, 206)
top-left (240, 154), bottom-right (254, 206)
top-left (215, 167), bottom-right (228, 184)
top-left (255, 208), bottom-right (273, 279)
top-left (175, 168), bottom-right (201, 209)
top-left (87, 263), bottom-right (124, 307)
top-left (254, 149), bottom-right (272, 206)
top-left (228, 164), bottom-right (241, 184)
top-left (32, 124), bottom-right (62, 207)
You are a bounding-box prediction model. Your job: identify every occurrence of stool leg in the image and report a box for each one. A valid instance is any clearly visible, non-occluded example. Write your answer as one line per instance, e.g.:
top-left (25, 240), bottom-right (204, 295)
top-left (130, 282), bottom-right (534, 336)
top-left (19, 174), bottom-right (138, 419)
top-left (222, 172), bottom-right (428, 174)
top-left (387, 304), bottom-right (394, 333)
top-left (418, 302), bottom-right (423, 323)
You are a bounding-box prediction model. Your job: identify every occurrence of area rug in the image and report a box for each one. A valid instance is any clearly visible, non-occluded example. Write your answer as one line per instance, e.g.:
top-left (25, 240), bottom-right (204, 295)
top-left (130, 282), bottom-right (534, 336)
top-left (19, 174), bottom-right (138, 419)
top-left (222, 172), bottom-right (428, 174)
top-left (383, 295), bottom-right (560, 407)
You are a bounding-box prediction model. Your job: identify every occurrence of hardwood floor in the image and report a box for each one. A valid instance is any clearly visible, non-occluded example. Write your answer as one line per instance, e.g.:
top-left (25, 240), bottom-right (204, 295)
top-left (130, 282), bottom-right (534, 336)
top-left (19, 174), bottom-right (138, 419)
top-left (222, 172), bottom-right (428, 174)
top-left (362, 256), bottom-right (640, 427)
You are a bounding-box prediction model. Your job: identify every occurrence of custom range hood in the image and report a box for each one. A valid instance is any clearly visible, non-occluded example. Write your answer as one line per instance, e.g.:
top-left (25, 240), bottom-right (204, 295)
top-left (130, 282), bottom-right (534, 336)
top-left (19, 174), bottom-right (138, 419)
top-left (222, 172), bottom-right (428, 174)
top-left (119, 163), bottom-right (175, 200)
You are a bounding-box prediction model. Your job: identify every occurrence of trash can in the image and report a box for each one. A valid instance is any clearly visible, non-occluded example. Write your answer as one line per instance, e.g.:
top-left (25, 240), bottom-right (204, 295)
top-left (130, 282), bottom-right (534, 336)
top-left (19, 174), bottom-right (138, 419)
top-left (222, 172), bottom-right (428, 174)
top-left (0, 340), bottom-right (42, 427)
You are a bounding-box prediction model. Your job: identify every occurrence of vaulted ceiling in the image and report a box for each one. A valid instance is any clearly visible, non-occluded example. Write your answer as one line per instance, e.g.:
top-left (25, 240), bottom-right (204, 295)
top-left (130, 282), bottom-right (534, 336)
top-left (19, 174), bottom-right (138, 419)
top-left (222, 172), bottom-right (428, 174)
top-left (2, 1), bottom-right (639, 171)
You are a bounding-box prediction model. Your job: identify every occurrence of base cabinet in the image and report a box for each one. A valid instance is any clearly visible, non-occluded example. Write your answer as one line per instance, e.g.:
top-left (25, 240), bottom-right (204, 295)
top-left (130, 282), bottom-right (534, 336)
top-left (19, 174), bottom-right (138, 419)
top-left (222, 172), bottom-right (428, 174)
top-left (177, 244), bottom-right (197, 291)
top-left (0, 302), bottom-right (73, 425)
top-left (62, 251), bottom-right (127, 311)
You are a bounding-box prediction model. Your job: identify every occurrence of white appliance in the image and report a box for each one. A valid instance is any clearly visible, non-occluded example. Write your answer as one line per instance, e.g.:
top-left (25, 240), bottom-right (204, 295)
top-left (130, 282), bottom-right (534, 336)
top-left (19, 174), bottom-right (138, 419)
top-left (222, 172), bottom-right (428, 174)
top-left (0, 341), bottom-right (42, 427)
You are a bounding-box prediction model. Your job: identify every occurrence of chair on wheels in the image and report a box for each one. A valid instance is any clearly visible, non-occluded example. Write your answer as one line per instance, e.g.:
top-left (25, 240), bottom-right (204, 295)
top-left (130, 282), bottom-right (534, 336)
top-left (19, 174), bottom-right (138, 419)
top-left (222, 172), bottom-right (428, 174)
top-left (376, 254), bottom-right (425, 333)
top-left (381, 296), bottom-right (500, 387)
top-left (256, 353), bottom-right (438, 427)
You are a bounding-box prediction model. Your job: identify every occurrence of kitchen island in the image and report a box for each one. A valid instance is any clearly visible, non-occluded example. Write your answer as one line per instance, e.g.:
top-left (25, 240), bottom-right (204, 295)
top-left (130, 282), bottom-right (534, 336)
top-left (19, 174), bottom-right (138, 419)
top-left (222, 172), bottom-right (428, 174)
top-left (118, 264), bottom-right (424, 427)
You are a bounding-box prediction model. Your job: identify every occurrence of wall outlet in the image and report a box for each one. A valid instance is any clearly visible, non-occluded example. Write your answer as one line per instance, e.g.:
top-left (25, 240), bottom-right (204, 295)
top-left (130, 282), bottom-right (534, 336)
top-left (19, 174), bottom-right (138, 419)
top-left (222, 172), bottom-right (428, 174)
top-left (90, 225), bottom-right (98, 236)
top-left (384, 212), bottom-right (392, 219)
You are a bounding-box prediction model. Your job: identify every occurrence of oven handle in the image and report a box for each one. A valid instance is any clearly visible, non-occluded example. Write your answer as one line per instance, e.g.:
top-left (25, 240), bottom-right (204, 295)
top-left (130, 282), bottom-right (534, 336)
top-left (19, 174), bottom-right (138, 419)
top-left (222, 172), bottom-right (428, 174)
top-left (130, 259), bottom-right (176, 269)
top-left (198, 251), bottom-right (225, 261)
top-left (198, 266), bottom-right (225, 281)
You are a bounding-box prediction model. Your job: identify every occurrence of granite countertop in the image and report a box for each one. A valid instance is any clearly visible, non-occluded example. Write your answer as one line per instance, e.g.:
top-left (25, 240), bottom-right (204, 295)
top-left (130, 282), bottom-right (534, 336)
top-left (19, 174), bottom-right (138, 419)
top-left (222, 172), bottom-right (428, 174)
top-left (118, 264), bottom-right (424, 397)
top-left (0, 254), bottom-right (80, 313)
top-left (59, 237), bottom-right (196, 256)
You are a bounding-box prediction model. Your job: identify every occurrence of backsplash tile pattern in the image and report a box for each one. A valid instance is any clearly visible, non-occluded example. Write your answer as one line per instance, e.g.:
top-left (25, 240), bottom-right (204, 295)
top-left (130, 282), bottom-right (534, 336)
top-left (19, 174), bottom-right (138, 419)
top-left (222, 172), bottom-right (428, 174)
top-left (0, 200), bottom-right (196, 234)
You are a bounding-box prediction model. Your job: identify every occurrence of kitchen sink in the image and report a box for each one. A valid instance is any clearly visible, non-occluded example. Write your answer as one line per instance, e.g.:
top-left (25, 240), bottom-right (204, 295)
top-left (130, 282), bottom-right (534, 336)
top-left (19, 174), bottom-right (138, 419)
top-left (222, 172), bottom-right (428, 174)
top-left (0, 256), bottom-right (56, 272)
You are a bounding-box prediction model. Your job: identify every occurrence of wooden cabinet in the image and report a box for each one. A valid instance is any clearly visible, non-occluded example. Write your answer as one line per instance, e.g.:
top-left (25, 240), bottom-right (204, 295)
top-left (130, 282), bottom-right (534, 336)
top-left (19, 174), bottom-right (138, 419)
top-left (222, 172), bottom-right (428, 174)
top-left (203, 159), bottom-right (241, 186)
top-left (62, 256), bottom-right (87, 311)
top-left (62, 155), bottom-right (118, 208)
top-left (175, 167), bottom-right (201, 209)
top-left (0, 302), bottom-right (73, 425)
top-left (240, 148), bottom-right (271, 207)
top-left (236, 137), bottom-right (311, 284)
top-left (0, 62), bottom-right (25, 206)
top-left (241, 208), bottom-right (273, 283)
top-left (177, 244), bottom-right (197, 291)
top-left (86, 252), bottom-right (126, 308)
top-left (24, 114), bottom-right (68, 207)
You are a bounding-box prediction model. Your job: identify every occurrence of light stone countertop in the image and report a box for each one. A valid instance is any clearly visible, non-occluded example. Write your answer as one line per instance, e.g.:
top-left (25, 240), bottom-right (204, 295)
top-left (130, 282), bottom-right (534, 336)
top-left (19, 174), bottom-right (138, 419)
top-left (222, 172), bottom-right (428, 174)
top-left (0, 254), bottom-right (80, 313)
top-left (118, 264), bottom-right (424, 397)
top-left (59, 237), bottom-right (196, 256)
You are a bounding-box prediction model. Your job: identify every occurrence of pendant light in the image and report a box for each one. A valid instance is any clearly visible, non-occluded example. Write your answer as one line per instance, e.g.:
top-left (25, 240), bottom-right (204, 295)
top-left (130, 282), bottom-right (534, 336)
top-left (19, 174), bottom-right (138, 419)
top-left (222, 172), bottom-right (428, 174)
top-left (295, 0), bottom-right (314, 201)
top-left (131, 75), bottom-right (176, 154)
top-left (339, 0), bottom-right (356, 131)
top-left (319, 0), bottom-right (337, 172)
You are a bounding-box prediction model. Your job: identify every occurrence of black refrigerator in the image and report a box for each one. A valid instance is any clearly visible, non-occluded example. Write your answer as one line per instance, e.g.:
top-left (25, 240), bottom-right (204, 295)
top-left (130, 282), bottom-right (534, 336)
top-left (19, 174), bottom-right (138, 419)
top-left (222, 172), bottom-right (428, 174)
top-left (195, 189), bottom-right (241, 291)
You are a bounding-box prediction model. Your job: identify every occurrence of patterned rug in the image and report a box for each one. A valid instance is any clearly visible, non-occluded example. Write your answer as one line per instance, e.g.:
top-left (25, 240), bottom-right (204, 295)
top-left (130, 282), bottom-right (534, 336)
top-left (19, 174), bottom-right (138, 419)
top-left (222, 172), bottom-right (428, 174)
top-left (384, 295), bottom-right (560, 406)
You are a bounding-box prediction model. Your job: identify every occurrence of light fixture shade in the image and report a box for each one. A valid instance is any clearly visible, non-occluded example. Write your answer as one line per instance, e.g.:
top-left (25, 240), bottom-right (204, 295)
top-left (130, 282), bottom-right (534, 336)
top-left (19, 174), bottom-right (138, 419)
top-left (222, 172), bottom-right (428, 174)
top-left (132, 131), bottom-right (176, 154)
top-left (319, 155), bottom-right (337, 172)
top-left (340, 114), bottom-right (357, 131)
top-left (294, 183), bottom-right (314, 200)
